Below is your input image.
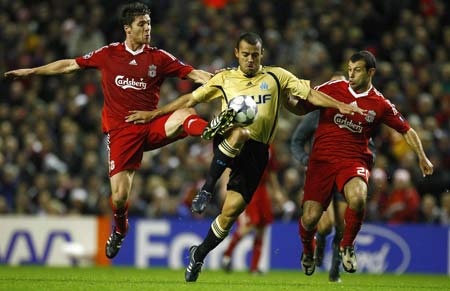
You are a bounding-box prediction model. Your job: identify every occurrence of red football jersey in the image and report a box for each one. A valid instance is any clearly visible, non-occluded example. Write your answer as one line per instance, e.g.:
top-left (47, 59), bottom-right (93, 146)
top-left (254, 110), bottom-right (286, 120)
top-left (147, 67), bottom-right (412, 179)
top-left (75, 42), bottom-right (194, 132)
top-left (311, 80), bottom-right (410, 165)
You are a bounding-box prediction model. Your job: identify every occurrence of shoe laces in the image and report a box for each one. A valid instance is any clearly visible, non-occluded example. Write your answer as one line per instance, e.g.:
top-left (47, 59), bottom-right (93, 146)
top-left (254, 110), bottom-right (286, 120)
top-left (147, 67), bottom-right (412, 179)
top-left (109, 231), bottom-right (124, 246)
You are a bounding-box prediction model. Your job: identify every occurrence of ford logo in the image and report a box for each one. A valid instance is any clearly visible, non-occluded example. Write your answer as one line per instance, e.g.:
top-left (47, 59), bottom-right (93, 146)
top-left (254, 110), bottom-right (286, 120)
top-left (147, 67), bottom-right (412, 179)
top-left (356, 224), bottom-right (411, 273)
top-left (321, 224), bottom-right (411, 273)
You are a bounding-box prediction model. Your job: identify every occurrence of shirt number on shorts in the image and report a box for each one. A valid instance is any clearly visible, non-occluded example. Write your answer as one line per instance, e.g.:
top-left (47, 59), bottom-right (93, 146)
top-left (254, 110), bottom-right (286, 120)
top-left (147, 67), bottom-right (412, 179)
top-left (356, 167), bottom-right (369, 178)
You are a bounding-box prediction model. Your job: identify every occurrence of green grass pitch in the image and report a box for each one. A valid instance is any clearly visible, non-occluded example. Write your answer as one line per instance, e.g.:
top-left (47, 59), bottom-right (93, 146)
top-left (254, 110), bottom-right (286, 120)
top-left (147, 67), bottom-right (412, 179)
top-left (0, 266), bottom-right (448, 291)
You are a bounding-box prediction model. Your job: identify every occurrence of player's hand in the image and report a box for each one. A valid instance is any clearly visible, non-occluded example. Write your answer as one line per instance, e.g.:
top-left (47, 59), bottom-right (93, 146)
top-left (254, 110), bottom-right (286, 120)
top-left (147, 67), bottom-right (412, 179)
top-left (338, 103), bottom-right (367, 116)
top-left (4, 68), bottom-right (34, 79)
top-left (126, 110), bottom-right (157, 124)
top-left (419, 157), bottom-right (434, 177)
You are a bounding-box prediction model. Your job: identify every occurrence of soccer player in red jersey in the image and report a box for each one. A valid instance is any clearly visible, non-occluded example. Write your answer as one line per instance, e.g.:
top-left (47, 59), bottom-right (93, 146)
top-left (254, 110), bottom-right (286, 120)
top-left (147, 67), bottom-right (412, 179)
top-left (296, 51), bottom-right (434, 276)
top-left (221, 146), bottom-right (284, 274)
top-left (4, 2), bottom-right (212, 259)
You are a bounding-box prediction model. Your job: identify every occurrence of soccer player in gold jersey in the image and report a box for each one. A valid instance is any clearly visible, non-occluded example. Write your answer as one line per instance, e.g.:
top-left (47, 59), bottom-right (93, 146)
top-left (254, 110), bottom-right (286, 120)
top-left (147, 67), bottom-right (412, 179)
top-left (125, 32), bottom-right (365, 282)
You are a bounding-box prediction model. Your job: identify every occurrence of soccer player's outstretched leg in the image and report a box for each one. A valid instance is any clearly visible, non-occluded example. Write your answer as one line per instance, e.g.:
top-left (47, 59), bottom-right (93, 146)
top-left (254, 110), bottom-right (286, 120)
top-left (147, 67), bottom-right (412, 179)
top-left (191, 127), bottom-right (249, 214)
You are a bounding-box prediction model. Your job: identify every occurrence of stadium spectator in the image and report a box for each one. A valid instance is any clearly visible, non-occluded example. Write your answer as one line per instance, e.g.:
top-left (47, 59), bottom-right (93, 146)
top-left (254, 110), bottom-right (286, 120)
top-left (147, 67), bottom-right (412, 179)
top-left (419, 193), bottom-right (440, 224)
top-left (366, 167), bottom-right (390, 222)
top-left (3, 2), bottom-right (212, 260)
top-left (297, 51), bottom-right (433, 277)
top-left (383, 169), bottom-right (421, 224)
top-left (439, 192), bottom-right (450, 225)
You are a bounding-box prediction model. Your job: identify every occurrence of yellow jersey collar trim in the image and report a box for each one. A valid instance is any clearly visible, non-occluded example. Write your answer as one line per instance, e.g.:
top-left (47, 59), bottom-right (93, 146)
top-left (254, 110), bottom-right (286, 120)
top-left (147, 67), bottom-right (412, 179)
top-left (237, 65), bottom-right (264, 77)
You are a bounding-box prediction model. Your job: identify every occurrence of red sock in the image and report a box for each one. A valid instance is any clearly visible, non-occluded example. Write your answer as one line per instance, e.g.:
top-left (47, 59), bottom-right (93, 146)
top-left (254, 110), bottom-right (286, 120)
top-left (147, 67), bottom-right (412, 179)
top-left (299, 219), bottom-right (316, 255)
top-left (341, 207), bottom-right (365, 248)
top-left (224, 232), bottom-right (242, 257)
top-left (110, 197), bottom-right (129, 235)
top-left (183, 115), bottom-right (208, 136)
top-left (250, 236), bottom-right (263, 272)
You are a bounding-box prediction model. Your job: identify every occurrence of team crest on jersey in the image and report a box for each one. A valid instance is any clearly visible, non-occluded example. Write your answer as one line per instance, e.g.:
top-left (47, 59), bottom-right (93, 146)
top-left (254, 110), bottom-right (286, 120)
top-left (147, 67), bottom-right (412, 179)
top-left (148, 65), bottom-right (157, 77)
top-left (260, 81), bottom-right (269, 90)
top-left (365, 110), bottom-right (376, 123)
top-left (83, 51), bottom-right (94, 59)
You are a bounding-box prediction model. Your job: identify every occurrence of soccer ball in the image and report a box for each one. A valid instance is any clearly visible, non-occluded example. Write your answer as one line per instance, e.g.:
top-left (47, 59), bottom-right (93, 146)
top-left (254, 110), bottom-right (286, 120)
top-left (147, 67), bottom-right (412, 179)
top-left (228, 95), bottom-right (258, 125)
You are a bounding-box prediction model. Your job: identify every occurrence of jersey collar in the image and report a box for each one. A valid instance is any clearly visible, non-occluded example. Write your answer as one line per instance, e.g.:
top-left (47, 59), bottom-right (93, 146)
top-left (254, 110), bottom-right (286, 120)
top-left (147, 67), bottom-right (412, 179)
top-left (237, 65), bottom-right (264, 77)
top-left (124, 42), bottom-right (146, 55)
top-left (348, 83), bottom-right (373, 98)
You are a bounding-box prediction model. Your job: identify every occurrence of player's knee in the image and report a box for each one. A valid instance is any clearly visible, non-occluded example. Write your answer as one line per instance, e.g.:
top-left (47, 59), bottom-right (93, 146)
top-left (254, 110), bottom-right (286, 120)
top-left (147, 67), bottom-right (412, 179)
top-left (228, 127), bottom-right (250, 144)
top-left (346, 192), bottom-right (366, 210)
top-left (318, 221), bottom-right (333, 235)
top-left (111, 189), bottom-right (129, 208)
top-left (302, 202), bottom-right (323, 229)
top-left (302, 214), bottom-right (321, 229)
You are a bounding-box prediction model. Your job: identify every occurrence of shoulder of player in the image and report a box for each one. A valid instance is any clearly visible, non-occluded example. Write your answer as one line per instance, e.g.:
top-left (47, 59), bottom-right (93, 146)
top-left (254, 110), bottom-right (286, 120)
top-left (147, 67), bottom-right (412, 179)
top-left (262, 66), bottom-right (290, 74)
top-left (148, 47), bottom-right (181, 59)
top-left (314, 79), bottom-right (347, 90)
top-left (370, 86), bottom-right (385, 98)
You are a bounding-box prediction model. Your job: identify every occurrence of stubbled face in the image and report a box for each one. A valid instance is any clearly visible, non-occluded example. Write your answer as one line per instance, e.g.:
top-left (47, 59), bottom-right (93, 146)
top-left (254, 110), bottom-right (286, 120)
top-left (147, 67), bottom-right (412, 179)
top-left (235, 40), bottom-right (263, 76)
top-left (348, 60), bottom-right (374, 93)
top-left (125, 14), bottom-right (151, 45)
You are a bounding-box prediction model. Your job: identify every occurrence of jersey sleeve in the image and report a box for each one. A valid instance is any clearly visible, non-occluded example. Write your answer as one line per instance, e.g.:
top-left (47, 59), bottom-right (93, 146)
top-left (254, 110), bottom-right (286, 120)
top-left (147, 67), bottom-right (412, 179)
top-left (275, 67), bottom-right (311, 100)
top-left (381, 98), bottom-right (410, 134)
top-left (75, 45), bottom-right (109, 68)
top-left (158, 49), bottom-right (194, 78)
top-left (192, 72), bottom-right (224, 103)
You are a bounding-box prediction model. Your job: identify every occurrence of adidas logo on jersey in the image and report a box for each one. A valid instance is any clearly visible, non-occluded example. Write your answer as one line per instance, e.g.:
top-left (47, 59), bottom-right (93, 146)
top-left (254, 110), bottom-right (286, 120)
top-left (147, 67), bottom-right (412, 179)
top-left (129, 59), bottom-right (138, 65)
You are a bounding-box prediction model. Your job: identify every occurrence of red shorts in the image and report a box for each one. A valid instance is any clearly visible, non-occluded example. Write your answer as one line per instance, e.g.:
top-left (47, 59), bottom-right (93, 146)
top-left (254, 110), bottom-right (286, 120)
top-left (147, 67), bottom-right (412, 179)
top-left (238, 183), bottom-right (273, 227)
top-left (303, 159), bottom-right (370, 208)
top-left (106, 113), bottom-right (187, 177)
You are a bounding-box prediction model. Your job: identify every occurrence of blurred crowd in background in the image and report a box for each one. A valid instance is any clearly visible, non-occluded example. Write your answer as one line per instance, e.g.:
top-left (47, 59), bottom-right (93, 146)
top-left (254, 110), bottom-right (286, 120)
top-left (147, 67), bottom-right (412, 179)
top-left (0, 0), bottom-right (449, 224)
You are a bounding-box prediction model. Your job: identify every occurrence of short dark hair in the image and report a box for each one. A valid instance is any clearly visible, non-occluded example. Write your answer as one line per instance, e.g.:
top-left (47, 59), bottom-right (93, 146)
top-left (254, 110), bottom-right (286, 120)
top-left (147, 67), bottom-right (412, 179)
top-left (235, 32), bottom-right (263, 49)
top-left (350, 50), bottom-right (377, 70)
top-left (119, 2), bottom-right (151, 26)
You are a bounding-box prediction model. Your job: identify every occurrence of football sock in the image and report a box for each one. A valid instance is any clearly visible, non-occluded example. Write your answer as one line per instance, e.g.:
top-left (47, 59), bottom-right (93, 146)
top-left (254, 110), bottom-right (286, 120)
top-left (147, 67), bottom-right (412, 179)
top-left (110, 198), bottom-right (129, 235)
top-left (299, 219), bottom-right (317, 255)
top-left (250, 236), bottom-right (263, 272)
top-left (195, 217), bottom-right (229, 261)
top-left (341, 206), bottom-right (365, 247)
top-left (202, 139), bottom-right (239, 193)
top-left (223, 232), bottom-right (242, 257)
top-left (183, 114), bottom-right (208, 136)
top-left (332, 227), bottom-right (343, 246)
top-left (316, 232), bottom-right (326, 247)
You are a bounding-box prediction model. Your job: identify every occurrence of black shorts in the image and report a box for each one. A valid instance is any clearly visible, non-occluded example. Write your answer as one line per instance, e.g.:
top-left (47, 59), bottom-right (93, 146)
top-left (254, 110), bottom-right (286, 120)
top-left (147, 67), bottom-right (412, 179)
top-left (214, 137), bottom-right (269, 204)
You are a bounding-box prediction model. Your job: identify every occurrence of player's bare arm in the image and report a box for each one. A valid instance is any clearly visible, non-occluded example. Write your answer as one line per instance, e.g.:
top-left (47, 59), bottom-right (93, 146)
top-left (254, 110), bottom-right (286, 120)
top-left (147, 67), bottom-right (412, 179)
top-left (4, 59), bottom-right (80, 78)
top-left (126, 93), bottom-right (199, 124)
top-left (402, 128), bottom-right (434, 176)
top-left (307, 89), bottom-right (367, 116)
top-left (283, 95), bottom-right (311, 116)
top-left (186, 69), bottom-right (213, 84)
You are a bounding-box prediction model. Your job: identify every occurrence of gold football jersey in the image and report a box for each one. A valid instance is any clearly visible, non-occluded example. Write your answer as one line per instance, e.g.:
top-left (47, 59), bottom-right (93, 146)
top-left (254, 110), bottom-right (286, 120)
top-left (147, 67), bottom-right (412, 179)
top-left (193, 66), bottom-right (310, 144)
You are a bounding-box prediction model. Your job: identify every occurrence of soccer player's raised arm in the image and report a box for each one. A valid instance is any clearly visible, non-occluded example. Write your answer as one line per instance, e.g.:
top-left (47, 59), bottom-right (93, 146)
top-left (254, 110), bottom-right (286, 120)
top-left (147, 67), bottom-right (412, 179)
top-left (186, 69), bottom-right (213, 84)
top-left (4, 59), bottom-right (80, 78)
top-left (126, 93), bottom-right (199, 124)
top-left (307, 89), bottom-right (367, 116)
top-left (402, 128), bottom-right (434, 177)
